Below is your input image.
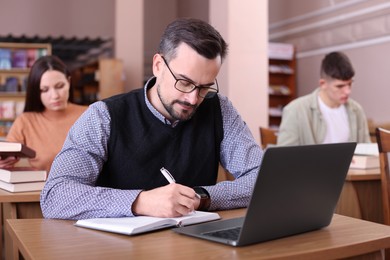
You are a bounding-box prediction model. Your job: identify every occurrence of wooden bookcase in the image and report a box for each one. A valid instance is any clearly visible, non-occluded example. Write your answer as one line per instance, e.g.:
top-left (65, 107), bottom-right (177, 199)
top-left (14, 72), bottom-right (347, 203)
top-left (268, 43), bottom-right (296, 129)
top-left (0, 42), bottom-right (52, 136)
top-left (70, 59), bottom-right (125, 105)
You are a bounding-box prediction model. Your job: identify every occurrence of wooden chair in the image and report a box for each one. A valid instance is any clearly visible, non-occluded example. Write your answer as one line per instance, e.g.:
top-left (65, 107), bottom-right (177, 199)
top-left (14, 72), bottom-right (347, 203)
top-left (217, 164), bottom-right (235, 182)
top-left (375, 127), bottom-right (390, 259)
top-left (259, 127), bottom-right (278, 149)
top-left (376, 127), bottom-right (390, 226)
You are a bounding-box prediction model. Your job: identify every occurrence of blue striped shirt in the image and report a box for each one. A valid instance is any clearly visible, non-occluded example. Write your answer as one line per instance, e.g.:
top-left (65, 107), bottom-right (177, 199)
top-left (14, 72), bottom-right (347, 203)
top-left (40, 79), bottom-right (263, 219)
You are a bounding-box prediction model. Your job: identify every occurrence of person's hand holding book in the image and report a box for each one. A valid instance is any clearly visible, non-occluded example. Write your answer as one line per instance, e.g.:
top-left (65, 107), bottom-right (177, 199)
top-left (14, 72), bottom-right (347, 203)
top-left (0, 142), bottom-right (36, 169)
top-left (0, 156), bottom-right (20, 169)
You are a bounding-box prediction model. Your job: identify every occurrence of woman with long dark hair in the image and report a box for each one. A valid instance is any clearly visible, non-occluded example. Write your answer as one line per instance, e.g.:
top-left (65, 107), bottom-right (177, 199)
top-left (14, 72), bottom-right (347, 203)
top-left (0, 55), bottom-right (87, 172)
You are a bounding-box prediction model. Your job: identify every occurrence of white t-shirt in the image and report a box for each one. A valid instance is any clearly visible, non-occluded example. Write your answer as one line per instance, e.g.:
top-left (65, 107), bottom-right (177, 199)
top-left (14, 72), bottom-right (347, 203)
top-left (318, 96), bottom-right (350, 143)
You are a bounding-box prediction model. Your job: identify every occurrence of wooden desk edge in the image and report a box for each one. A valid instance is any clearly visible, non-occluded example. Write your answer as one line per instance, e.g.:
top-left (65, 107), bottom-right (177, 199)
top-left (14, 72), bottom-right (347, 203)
top-left (0, 190), bottom-right (41, 203)
top-left (346, 170), bottom-right (380, 181)
top-left (6, 211), bottom-right (390, 260)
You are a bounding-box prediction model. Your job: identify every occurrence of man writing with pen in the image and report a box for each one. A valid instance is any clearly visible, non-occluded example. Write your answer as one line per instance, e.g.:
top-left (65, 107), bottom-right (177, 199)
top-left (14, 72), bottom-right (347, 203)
top-left (40, 18), bottom-right (262, 220)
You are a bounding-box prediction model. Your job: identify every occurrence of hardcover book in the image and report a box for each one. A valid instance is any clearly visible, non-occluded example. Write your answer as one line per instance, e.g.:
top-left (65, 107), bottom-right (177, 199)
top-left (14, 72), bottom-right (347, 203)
top-left (0, 142), bottom-right (36, 158)
top-left (75, 211), bottom-right (221, 235)
top-left (4, 77), bottom-right (18, 92)
top-left (0, 101), bottom-right (15, 119)
top-left (11, 49), bottom-right (27, 68)
top-left (0, 48), bottom-right (11, 69)
top-left (0, 179), bottom-right (45, 192)
top-left (27, 49), bottom-right (38, 67)
top-left (0, 167), bottom-right (47, 183)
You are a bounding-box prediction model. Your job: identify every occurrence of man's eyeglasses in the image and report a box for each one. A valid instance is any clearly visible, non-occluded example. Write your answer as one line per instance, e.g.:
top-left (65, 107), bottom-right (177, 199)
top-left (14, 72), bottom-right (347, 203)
top-left (161, 56), bottom-right (219, 98)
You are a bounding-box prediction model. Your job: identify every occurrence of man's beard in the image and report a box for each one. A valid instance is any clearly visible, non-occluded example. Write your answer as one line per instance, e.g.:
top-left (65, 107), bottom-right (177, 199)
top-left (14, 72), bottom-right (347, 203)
top-left (157, 84), bottom-right (198, 121)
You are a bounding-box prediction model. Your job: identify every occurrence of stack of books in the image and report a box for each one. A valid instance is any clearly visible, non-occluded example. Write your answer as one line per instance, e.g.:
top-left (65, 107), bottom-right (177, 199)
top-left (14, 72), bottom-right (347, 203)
top-left (0, 167), bottom-right (47, 192)
top-left (350, 143), bottom-right (380, 170)
top-left (0, 142), bottom-right (47, 192)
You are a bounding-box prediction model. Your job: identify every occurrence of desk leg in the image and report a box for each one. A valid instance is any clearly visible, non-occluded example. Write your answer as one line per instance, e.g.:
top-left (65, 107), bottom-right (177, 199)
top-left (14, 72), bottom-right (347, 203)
top-left (3, 202), bottom-right (42, 260)
top-left (3, 203), bottom-right (18, 260)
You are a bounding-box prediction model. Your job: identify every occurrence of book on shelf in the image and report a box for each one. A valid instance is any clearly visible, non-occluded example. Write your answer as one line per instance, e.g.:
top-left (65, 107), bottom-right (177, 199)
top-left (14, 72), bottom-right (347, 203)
top-left (0, 179), bottom-right (45, 192)
top-left (0, 122), bottom-right (12, 137)
top-left (75, 211), bottom-right (221, 236)
top-left (27, 49), bottom-right (39, 68)
top-left (20, 75), bottom-right (28, 92)
top-left (37, 48), bottom-right (49, 58)
top-left (269, 64), bottom-right (294, 74)
top-left (268, 107), bottom-right (283, 117)
top-left (268, 85), bottom-right (291, 95)
top-left (0, 142), bottom-right (36, 158)
top-left (11, 49), bottom-right (28, 69)
top-left (0, 48), bottom-right (11, 69)
top-left (15, 101), bottom-right (25, 116)
top-left (0, 167), bottom-right (47, 183)
top-left (0, 101), bottom-right (16, 119)
top-left (4, 77), bottom-right (19, 92)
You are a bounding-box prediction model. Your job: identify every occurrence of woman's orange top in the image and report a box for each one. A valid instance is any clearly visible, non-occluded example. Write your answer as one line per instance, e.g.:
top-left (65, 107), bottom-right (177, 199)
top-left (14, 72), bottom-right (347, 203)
top-left (6, 103), bottom-right (87, 172)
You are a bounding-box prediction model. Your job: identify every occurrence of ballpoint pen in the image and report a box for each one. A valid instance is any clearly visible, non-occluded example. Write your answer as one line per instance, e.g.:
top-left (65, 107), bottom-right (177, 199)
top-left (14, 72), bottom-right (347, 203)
top-left (160, 167), bottom-right (201, 199)
top-left (160, 167), bottom-right (176, 184)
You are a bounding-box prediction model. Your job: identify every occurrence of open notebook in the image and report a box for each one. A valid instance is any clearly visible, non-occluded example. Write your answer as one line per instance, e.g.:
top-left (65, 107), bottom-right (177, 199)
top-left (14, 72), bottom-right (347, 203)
top-left (75, 211), bottom-right (220, 235)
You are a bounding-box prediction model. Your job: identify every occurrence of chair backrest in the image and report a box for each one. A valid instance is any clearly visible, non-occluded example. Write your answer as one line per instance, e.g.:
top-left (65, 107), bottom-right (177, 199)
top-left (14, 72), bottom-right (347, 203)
top-left (259, 127), bottom-right (278, 149)
top-left (375, 127), bottom-right (390, 225)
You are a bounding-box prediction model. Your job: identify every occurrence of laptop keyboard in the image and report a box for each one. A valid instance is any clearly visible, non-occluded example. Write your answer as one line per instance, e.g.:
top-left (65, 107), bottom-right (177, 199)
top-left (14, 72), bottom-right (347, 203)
top-left (202, 227), bottom-right (241, 240)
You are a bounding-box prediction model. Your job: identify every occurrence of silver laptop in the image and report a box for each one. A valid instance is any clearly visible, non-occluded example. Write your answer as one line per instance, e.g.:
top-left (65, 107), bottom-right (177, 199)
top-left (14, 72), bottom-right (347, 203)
top-left (173, 142), bottom-right (356, 246)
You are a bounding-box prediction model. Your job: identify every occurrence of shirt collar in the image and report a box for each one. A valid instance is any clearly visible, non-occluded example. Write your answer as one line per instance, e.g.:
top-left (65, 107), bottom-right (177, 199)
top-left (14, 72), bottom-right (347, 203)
top-left (143, 77), bottom-right (180, 127)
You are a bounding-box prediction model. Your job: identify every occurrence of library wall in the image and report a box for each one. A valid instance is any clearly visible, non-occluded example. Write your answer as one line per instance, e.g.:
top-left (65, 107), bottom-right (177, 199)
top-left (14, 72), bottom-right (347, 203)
top-left (269, 0), bottom-right (390, 125)
top-left (0, 0), bottom-right (214, 91)
top-left (0, 0), bottom-right (114, 38)
top-left (143, 0), bottom-right (209, 81)
top-left (0, 0), bottom-right (268, 143)
top-left (210, 0), bottom-right (268, 141)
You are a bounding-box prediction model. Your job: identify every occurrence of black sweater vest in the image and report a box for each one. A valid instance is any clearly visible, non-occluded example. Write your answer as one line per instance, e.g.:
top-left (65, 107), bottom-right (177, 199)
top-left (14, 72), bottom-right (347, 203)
top-left (96, 87), bottom-right (223, 190)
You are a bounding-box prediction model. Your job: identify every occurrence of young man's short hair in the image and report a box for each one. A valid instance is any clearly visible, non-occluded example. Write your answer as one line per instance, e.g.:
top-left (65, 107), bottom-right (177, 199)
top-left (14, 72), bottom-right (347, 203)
top-left (320, 52), bottom-right (355, 80)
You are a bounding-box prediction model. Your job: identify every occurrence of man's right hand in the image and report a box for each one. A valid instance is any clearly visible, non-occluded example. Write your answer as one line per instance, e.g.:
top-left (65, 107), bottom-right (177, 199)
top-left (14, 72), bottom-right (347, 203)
top-left (131, 183), bottom-right (200, 218)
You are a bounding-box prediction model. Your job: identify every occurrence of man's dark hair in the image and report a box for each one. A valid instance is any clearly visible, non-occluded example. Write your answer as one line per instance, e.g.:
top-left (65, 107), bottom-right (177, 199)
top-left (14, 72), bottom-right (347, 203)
top-left (158, 18), bottom-right (228, 62)
top-left (320, 51), bottom-right (355, 80)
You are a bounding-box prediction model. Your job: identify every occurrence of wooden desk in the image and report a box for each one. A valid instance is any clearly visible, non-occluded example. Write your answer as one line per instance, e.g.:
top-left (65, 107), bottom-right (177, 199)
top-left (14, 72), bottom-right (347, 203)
top-left (6, 209), bottom-right (390, 260)
top-left (335, 168), bottom-right (382, 223)
top-left (0, 168), bottom-right (383, 259)
top-left (0, 190), bottom-right (42, 260)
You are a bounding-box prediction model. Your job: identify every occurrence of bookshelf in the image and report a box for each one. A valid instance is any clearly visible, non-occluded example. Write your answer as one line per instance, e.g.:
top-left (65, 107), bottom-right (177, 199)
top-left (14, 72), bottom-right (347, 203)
top-left (268, 43), bottom-right (296, 129)
top-left (0, 42), bottom-right (52, 136)
top-left (71, 59), bottom-right (125, 105)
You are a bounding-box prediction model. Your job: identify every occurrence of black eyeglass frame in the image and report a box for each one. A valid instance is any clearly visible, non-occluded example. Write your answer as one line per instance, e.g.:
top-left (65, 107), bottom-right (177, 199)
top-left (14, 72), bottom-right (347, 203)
top-left (161, 56), bottom-right (219, 98)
